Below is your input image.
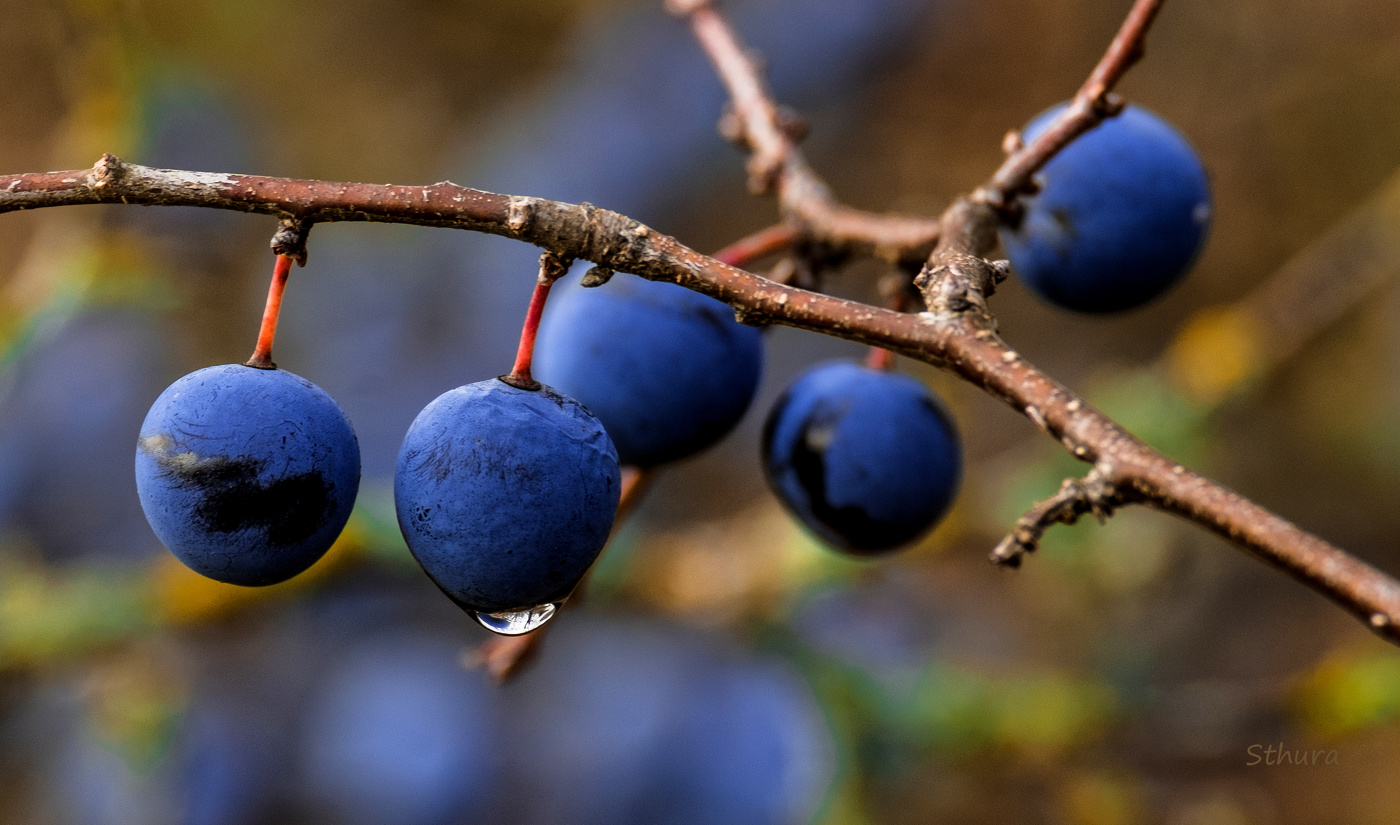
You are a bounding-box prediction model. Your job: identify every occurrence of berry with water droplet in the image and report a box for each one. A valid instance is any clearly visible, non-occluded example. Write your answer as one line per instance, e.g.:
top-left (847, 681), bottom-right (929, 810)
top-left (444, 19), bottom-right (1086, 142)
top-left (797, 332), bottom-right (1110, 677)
top-left (474, 603), bottom-right (558, 636)
top-left (763, 361), bottom-right (961, 555)
top-left (394, 378), bottom-right (620, 618)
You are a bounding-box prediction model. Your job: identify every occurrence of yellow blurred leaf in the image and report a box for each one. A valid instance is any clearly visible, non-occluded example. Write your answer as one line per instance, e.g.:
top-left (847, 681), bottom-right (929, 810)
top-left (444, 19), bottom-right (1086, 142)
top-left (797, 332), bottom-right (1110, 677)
top-left (993, 673), bottom-right (1117, 757)
top-left (1060, 772), bottom-right (1145, 825)
top-left (1294, 650), bottom-right (1400, 739)
top-left (1167, 305), bottom-right (1264, 404)
top-left (84, 646), bottom-right (187, 769)
top-left (154, 519), bottom-right (365, 625)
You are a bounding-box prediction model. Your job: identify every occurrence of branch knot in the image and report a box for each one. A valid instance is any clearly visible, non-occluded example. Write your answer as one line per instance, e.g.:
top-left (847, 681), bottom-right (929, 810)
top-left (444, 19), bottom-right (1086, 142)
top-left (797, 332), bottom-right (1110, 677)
top-left (270, 218), bottom-right (311, 265)
top-left (90, 153), bottom-right (127, 188)
top-left (507, 197), bottom-right (536, 235)
top-left (915, 253), bottom-right (1001, 317)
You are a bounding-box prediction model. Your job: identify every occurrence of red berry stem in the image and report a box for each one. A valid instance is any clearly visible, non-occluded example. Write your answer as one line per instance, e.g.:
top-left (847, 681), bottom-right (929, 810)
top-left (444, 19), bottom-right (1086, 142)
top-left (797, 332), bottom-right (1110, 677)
top-left (865, 346), bottom-right (894, 371)
top-left (504, 252), bottom-right (571, 390)
top-left (615, 465), bottom-right (653, 524)
top-left (506, 280), bottom-right (552, 388)
top-left (712, 223), bottom-right (794, 269)
top-left (245, 253), bottom-right (294, 370)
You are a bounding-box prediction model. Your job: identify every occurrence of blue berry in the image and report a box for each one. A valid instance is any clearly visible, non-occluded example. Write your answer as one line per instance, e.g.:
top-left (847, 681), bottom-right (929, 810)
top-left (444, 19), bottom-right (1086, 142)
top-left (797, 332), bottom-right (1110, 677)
top-left (763, 361), bottom-right (961, 555)
top-left (175, 700), bottom-right (278, 825)
top-left (135, 364), bottom-right (361, 586)
top-left (1000, 103), bottom-right (1212, 313)
top-left (507, 617), bottom-right (834, 825)
top-left (300, 633), bottom-right (499, 825)
top-left (394, 378), bottom-right (620, 614)
top-left (534, 272), bottom-right (764, 467)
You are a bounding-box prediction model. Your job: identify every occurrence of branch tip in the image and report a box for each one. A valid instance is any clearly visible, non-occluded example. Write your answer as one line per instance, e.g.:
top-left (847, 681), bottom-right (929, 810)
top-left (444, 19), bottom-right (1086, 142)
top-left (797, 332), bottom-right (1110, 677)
top-left (681, 0), bottom-right (939, 256)
top-left (978, 0), bottom-right (1166, 206)
top-left (1001, 130), bottom-right (1024, 155)
top-left (664, 0), bottom-right (710, 17)
top-left (580, 266), bottom-right (614, 287)
top-left (991, 470), bottom-right (1124, 567)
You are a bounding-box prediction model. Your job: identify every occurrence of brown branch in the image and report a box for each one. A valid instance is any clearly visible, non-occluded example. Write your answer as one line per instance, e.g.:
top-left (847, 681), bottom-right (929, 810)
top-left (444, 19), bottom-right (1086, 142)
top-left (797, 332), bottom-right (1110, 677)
top-left (4, 155), bottom-right (1400, 645)
top-left (917, 198), bottom-right (1400, 645)
top-left (975, 0), bottom-right (1167, 208)
top-left (0, 0), bottom-right (1384, 687)
top-left (991, 470), bottom-right (1125, 568)
top-left (900, 0), bottom-right (1400, 642)
top-left (668, 0), bottom-right (941, 264)
top-left (974, 136), bottom-right (1400, 608)
top-left (0, 157), bottom-right (944, 359)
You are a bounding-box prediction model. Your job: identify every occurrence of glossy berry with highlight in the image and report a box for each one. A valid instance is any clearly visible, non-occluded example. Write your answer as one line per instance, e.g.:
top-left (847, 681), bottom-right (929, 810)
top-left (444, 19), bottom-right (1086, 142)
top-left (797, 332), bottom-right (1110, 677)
top-left (763, 361), bottom-right (961, 555)
top-left (135, 364), bottom-right (361, 586)
top-left (535, 272), bottom-right (764, 467)
top-left (394, 378), bottom-right (621, 614)
top-left (1000, 103), bottom-right (1212, 313)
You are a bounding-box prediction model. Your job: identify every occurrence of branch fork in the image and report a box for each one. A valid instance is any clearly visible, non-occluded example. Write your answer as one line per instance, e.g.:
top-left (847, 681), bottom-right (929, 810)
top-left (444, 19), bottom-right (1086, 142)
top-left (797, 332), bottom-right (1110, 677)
top-left (915, 252), bottom-right (1009, 317)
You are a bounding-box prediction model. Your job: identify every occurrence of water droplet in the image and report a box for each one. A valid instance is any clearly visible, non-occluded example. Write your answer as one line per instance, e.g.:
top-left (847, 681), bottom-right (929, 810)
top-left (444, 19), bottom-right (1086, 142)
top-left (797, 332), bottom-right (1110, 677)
top-left (473, 603), bottom-right (558, 636)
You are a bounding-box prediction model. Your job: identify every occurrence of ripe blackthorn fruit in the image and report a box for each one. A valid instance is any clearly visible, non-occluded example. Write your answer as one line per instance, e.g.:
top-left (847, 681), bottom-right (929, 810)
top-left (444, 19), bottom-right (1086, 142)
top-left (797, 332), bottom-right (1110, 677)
top-left (534, 272), bottom-right (764, 467)
top-left (763, 361), bottom-right (961, 555)
top-left (135, 364), bottom-right (361, 586)
top-left (394, 378), bottom-right (621, 627)
top-left (1000, 103), bottom-right (1212, 313)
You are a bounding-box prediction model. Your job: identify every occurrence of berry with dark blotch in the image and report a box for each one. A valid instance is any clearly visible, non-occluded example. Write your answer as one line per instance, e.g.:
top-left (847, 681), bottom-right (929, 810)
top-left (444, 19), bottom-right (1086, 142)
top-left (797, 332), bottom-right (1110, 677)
top-left (763, 361), bottom-right (961, 555)
top-left (394, 378), bottom-right (621, 614)
top-left (999, 103), bottom-right (1212, 313)
top-left (135, 364), bottom-right (361, 586)
top-left (534, 272), bottom-right (764, 467)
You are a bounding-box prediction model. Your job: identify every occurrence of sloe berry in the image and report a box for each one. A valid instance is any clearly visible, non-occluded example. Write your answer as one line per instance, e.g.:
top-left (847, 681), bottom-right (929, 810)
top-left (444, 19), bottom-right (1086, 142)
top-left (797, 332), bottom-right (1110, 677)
top-left (394, 378), bottom-right (620, 614)
top-left (535, 273), bottom-right (763, 467)
top-left (1000, 103), bottom-right (1212, 313)
top-left (135, 364), bottom-right (361, 586)
top-left (763, 361), bottom-right (961, 555)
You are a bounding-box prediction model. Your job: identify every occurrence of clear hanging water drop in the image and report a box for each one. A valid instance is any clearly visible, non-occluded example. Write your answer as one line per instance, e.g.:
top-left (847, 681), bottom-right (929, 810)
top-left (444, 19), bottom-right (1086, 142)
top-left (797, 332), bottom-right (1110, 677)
top-left (473, 603), bottom-right (559, 636)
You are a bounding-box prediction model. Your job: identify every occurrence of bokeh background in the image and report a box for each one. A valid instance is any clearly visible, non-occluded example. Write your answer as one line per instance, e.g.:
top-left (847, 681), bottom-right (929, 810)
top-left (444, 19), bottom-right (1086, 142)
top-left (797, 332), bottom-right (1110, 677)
top-left (2, 0), bottom-right (1400, 823)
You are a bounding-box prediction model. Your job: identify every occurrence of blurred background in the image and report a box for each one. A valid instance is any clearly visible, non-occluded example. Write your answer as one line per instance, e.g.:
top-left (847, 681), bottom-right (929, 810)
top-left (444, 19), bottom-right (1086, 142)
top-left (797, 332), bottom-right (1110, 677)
top-left (2, 0), bottom-right (1400, 822)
